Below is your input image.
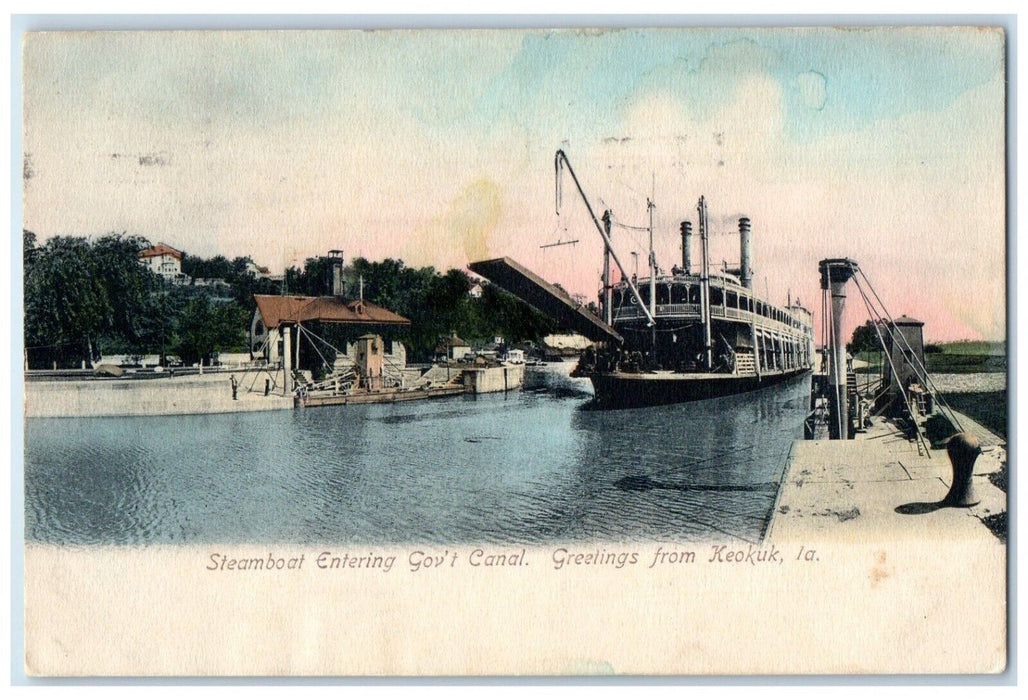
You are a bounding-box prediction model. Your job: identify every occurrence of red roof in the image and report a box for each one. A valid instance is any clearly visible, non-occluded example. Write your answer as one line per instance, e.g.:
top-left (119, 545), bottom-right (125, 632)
top-left (139, 243), bottom-right (183, 260)
top-left (254, 295), bottom-right (410, 328)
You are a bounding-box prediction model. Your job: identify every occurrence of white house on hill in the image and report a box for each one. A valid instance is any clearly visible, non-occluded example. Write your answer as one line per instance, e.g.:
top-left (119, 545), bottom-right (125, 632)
top-left (139, 243), bottom-right (184, 282)
top-left (246, 260), bottom-right (274, 279)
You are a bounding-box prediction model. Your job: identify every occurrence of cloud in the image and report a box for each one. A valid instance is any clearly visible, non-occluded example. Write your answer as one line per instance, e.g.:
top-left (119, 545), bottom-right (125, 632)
top-left (797, 70), bottom-right (827, 111)
top-left (22, 29), bottom-right (1005, 340)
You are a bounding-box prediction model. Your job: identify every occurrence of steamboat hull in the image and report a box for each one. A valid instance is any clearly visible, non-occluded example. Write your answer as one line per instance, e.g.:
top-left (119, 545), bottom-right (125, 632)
top-left (589, 368), bottom-right (811, 409)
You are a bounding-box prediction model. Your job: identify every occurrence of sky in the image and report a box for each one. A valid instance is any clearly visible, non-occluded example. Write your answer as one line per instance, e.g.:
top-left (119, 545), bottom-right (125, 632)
top-left (22, 27), bottom-right (1007, 341)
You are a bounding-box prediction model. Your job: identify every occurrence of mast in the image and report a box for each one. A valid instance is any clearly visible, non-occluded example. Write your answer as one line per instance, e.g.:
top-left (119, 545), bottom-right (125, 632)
top-left (647, 197), bottom-right (656, 350)
top-left (698, 197), bottom-right (713, 370)
top-left (602, 210), bottom-right (612, 325)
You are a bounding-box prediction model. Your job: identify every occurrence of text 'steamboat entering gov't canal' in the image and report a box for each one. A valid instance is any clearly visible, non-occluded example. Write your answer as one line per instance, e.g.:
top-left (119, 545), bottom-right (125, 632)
top-left (471, 150), bottom-right (815, 408)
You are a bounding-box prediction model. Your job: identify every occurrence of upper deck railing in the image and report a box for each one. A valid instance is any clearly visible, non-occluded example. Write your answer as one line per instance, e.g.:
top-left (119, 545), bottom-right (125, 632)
top-left (614, 301), bottom-right (813, 337)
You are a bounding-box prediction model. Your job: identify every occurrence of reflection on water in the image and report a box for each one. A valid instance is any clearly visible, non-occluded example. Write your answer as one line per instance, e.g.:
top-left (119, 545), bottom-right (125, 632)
top-left (25, 375), bottom-right (810, 545)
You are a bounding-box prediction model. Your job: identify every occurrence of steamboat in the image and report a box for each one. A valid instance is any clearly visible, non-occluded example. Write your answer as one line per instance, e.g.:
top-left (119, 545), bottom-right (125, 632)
top-left (472, 150), bottom-right (815, 409)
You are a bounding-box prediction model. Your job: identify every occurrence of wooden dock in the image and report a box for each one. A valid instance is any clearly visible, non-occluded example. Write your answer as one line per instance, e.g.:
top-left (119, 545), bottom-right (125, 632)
top-left (298, 384), bottom-right (465, 407)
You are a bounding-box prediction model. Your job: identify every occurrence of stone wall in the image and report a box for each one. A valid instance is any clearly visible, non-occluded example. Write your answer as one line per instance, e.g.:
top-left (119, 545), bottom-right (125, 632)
top-left (24, 373), bottom-right (293, 418)
top-left (461, 364), bottom-right (525, 395)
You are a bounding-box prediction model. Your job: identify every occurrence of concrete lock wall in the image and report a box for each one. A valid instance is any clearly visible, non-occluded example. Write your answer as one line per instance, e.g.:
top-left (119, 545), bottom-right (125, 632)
top-left (399, 367), bottom-right (426, 386)
top-left (461, 364), bottom-right (525, 395)
top-left (24, 374), bottom-right (293, 418)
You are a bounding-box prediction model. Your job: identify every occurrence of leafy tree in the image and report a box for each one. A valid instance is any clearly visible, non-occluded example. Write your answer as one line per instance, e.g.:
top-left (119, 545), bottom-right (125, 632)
top-left (230, 256), bottom-right (250, 281)
top-left (24, 235), bottom-right (96, 365)
top-left (476, 283), bottom-right (555, 343)
top-left (90, 233), bottom-right (158, 348)
top-left (23, 230), bottom-right (37, 266)
top-left (848, 321), bottom-right (883, 354)
top-left (24, 232), bottom-right (561, 369)
top-left (174, 295), bottom-right (248, 366)
top-left (281, 255), bottom-right (337, 297)
top-left (24, 232), bottom-right (156, 367)
top-left (331, 257), bottom-right (556, 361)
top-left (229, 266), bottom-right (280, 309)
top-left (181, 253), bottom-right (234, 281)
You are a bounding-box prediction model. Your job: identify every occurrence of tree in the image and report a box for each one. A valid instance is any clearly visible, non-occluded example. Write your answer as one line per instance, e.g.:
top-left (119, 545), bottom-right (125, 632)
top-left (24, 233), bottom-right (156, 367)
top-left (480, 283), bottom-right (555, 342)
top-left (174, 295), bottom-right (248, 366)
top-left (848, 321), bottom-right (883, 354)
top-left (90, 233), bottom-right (158, 349)
top-left (181, 253), bottom-right (233, 281)
top-left (23, 229), bottom-right (37, 266)
top-left (280, 255), bottom-right (337, 297)
top-left (24, 234), bottom-right (559, 369)
top-left (25, 235), bottom-right (99, 365)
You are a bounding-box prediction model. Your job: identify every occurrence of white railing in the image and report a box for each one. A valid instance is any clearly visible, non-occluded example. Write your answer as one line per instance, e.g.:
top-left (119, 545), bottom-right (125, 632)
top-left (615, 304), bottom-right (700, 321)
top-left (614, 303), bottom-right (807, 336)
top-left (711, 306), bottom-right (747, 321)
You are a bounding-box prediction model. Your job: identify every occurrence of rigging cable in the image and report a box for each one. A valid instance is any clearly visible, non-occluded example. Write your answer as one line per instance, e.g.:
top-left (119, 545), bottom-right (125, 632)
top-left (850, 279), bottom-right (935, 457)
top-left (853, 268), bottom-right (965, 433)
top-left (296, 324), bottom-right (336, 374)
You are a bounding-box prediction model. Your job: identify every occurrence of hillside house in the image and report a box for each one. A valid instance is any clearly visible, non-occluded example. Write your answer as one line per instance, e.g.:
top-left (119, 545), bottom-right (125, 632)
top-left (139, 243), bottom-right (186, 283)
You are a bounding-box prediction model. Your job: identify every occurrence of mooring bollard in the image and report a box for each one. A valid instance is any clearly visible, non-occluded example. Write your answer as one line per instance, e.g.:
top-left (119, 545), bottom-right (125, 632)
top-left (944, 432), bottom-right (981, 507)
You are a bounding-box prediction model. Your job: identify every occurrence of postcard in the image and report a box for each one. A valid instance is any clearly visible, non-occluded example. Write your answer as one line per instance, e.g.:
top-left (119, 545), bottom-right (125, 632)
top-left (20, 25), bottom-right (1007, 676)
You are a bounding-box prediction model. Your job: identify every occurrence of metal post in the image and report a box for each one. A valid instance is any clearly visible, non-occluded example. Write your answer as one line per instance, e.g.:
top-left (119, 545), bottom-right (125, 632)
top-left (830, 284), bottom-right (847, 436)
top-left (602, 210), bottom-right (612, 325)
top-left (648, 198), bottom-right (657, 350)
top-left (819, 259), bottom-right (859, 439)
top-left (751, 324), bottom-right (761, 379)
top-left (283, 325), bottom-right (293, 395)
top-left (698, 197), bottom-right (713, 370)
top-left (681, 220), bottom-right (692, 274)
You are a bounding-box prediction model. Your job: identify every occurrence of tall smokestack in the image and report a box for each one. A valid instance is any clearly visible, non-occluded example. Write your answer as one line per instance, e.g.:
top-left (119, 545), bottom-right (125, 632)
top-left (819, 258), bottom-right (859, 440)
top-left (329, 249), bottom-right (345, 297)
top-left (738, 217), bottom-right (752, 289)
top-left (680, 221), bottom-right (693, 274)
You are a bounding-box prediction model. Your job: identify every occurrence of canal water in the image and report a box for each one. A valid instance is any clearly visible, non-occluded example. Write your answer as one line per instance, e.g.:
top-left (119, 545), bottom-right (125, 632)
top-left (24, 371), bottom-right (811, 546)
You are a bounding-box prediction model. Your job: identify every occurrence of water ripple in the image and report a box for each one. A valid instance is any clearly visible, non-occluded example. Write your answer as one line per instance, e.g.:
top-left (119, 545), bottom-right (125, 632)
top-left (24, 375), bottom-right (811, 545)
